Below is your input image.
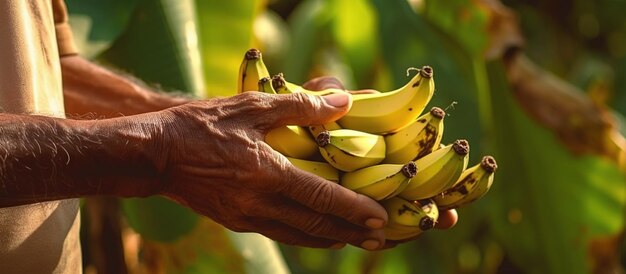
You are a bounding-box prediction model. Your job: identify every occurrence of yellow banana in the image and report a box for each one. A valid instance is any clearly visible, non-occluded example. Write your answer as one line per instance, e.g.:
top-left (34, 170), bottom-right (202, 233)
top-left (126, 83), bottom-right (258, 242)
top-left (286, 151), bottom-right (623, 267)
top-left (238, 49), bottom-right (270, 93)
top-left (287, 157), bottom-right (340, 182)
top-left (382, 197), bottom-right (439, 240)
top-left (336, 66), bottom-right (435, 134)
top-left (399, 139), bottom-right (470, 200)
top-left (340, 162), bottom-right (417, 201)
top-left (316, 129), bottom-right (386, 172)
top-left (433, 156), bottom-right (498, 210)
top-left (258, 77), bottom-right (277, 94)
top-left (383, 107), bottom-right (446, 164)
top-left (265, 126), bottom-right (318, 160)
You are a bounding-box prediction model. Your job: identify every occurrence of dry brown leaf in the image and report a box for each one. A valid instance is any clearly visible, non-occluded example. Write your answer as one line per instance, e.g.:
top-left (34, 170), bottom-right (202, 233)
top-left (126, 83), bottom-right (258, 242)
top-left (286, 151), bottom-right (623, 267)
top-left (587, 232), bottom-right (625, 274)
top-left (503, 53), bottom-right (626, 167)
top-left (475, 0), bottom-right (525, 59)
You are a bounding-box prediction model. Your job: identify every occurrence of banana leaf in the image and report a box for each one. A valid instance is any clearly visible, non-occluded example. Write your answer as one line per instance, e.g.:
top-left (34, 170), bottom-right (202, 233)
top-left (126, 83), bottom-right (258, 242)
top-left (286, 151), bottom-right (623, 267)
top-left (65, 0), bottom-right (138, 58)
top-left (283, 0), bottom-right (334, 84)
top-left (195, 0), bottom-right (263, 97)
top-left (327, 0), bottom-right (379, 88)
top-left (484, 60), bottom-right (626, 274)
top-left (370, 0), bottom-right (626, 273)
top-left (99, 0), bottom-right (204, 97)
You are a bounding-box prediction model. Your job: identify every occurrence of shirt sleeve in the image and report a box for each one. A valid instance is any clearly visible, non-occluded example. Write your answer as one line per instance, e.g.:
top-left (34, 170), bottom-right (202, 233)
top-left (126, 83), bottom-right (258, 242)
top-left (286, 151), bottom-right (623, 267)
top-left (52, 0), bottom-right (78, 56)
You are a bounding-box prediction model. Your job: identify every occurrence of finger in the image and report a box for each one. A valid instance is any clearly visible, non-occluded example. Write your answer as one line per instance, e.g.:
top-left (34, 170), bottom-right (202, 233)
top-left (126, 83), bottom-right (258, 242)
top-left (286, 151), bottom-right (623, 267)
top-left (435, 209), bottom-right (458, 229)
top-left (242, 195), bottom-right (385, 250)
top-left (245, 219), bottom-right (343, 249)
top-left (278, 166), bottom-right (389, 232)
top-left (256, 92), bottom-right (352, 130)
top-left (302, 76), bottom-right (346, 91)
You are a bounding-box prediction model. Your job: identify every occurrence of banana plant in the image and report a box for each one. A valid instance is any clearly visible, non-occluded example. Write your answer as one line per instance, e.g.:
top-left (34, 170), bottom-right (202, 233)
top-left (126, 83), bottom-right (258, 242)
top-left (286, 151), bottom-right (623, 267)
top-left (388, 0), bottom-right (626, 273)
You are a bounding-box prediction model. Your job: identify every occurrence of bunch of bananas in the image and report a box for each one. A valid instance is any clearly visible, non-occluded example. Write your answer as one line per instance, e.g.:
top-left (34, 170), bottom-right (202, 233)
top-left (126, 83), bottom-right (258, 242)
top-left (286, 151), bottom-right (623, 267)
top-left (238, 49), bottom-right (498, 241)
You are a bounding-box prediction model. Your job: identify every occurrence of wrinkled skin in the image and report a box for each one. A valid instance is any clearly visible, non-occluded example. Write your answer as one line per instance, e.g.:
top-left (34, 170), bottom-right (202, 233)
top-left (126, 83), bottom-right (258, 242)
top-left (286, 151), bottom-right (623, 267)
top-left (152, 77), bottom-right (457, 250)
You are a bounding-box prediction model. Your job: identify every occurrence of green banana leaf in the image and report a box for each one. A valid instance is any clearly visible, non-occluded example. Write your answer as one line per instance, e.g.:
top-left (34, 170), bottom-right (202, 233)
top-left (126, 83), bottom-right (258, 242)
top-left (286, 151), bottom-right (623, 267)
top-left (283, 0), bottom-right (379, 88)
top-left (99, 0), bottom-right (204, 97)
top-left (327, 0), bottom-right (379, 88)
top-left (422, 0), bottom-right (626, 272)
top-left (484, 60), bottom-right (626, 273)
top-left (283, 0), bottom-right (334, 84)
top-left (195, 0), bottom-right (262, 97)
top-left (422, 0), bottom-right (489, 58)
top-left (65, 0), bottom-right (138, 58)
top-left (367, 1), bottom-right (625, 273)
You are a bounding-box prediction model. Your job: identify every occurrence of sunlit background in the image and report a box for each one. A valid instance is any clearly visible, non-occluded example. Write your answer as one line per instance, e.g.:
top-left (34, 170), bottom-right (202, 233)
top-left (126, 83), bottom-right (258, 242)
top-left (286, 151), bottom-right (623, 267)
top-left (66, 0), bottom-right (626, 273)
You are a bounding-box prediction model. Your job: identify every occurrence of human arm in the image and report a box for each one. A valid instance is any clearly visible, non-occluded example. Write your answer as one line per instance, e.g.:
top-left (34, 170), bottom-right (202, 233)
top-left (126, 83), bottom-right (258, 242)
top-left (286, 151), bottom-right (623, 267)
top-left (0, 91), bottom-right (393, 250)
top-left (61, 55), bottom-right (191, 118)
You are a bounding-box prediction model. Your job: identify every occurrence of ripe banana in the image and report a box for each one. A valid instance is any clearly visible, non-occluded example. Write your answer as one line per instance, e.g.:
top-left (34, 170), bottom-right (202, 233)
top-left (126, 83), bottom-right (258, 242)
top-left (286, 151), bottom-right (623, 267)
top-left (265, 126), bottom-right (319, 160)
top-left (383, 107), bottom-right (446, 164)
top-left (399, 139), bottom-right (470, 200)
top-left (286, 157), bottom-right (340, 182)
top-left (382, 197), bottom-right (439, 241)
top-left (336, 66), bottom-right (435, 134)
top-left (238, 49), bottom-right (270, 93)
top-left (258, 77), bottom-right (277, 94)
top-left (316, 129), bottom-right (386, 172)
top-left (433, 156), bottom-right (498, 210)
top-left (340, 162), bottom-right (417, 201)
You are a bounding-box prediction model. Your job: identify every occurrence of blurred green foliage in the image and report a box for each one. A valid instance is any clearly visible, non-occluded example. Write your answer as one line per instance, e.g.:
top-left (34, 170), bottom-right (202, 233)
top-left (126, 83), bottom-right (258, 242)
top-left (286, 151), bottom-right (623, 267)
top-left (67, 0), bottom-right (626, 273)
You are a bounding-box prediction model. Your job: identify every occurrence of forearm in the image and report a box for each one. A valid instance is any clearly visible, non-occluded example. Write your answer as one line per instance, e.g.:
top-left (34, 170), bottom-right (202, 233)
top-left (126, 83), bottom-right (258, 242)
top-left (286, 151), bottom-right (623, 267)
top-left (0, 113), bottom-right (164, 207)
top-left (61, 55), bottom-right (190, 118)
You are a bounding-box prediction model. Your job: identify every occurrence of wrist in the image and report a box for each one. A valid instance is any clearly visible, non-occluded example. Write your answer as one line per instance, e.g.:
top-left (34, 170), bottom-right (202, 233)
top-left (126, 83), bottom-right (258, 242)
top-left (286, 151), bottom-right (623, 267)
top-left (69, 112), bottom-right (169, 198)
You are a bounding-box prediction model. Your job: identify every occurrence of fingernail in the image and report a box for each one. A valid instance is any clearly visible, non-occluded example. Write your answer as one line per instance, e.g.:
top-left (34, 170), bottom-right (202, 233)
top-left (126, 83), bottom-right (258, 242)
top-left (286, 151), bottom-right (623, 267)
top-left (330, 243), bottom-right (347, 249)
top-left (365, 218), bottom-right (385, 229)
top-left (361, 240), bottom-right (380, 250)
top-left (322, 93), bottom-right (351, 107)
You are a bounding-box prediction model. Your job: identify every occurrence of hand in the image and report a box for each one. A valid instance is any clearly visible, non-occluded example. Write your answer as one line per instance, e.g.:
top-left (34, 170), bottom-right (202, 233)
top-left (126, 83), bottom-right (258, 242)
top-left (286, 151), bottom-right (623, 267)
top-left (301, 76), bottom-right (379, 95)
top-left (153, 91), bottom-right (388, 250)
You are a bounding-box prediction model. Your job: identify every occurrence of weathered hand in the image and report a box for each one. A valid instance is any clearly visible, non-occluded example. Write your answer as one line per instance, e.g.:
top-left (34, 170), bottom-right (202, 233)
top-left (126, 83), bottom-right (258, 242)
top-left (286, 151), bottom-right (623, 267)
top-left (154, 91), bottom-right (388, 250)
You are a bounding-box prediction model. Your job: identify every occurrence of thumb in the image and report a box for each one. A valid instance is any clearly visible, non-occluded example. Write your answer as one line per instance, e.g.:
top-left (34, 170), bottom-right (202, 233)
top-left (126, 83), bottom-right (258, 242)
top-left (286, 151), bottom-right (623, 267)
top-left (260, 92), bottom-right (352, 130)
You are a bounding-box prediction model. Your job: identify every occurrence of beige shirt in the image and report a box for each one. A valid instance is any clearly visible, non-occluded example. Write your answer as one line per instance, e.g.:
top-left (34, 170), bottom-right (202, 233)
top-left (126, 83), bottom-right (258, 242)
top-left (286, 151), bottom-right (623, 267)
top-left (0, 0), bottom-right (81, 273)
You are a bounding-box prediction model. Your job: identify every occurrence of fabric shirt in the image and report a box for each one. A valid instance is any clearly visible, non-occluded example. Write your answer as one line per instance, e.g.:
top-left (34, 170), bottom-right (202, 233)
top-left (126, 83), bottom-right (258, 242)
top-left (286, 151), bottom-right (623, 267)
top-left (0, 0), bottom-right (81, 273)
